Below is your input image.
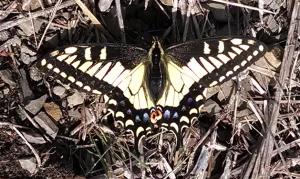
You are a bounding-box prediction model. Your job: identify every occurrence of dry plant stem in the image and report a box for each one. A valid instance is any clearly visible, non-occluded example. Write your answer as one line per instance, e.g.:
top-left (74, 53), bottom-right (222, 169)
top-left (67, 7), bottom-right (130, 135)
top-left (115, 0), bottom-right (126, 43)
top-left (211, 0), bottom-right (275, 14)
top-left (37, 0), bottom-right (62, 49)
top-left (171, 0), bottom-right (178, 41)
top-left (182, 3), bottom-right (191, 42)
top-left (12, 126), bottom-right (42, 168)
top-left (259, 2), bottom-right (300, 179)
top-left (0, 0), bottom-right (75, 31)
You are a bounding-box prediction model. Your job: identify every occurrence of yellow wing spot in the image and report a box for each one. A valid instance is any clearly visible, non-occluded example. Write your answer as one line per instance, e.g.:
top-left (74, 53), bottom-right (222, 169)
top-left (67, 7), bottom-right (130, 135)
top-left (41, 59), bottom-right (46, 66)
top-left (173, 92), bottom-right (180, 107)
top-left (231, 38), bottom-right (242, 45)
top-left (136, 127), bottom-right (145, 137)
top-left (259, 45), bottom-right (264, 51)
top-left (118, 76), bottom-right (131, 92)
top-left (208, 56), bottom-right (222, 68)
top-left (92, 90), bottom-right (101, 95)
top-left (108, 99), bottom-right (117, 105)
top-left (228, 52), bottom-right (236, 59)
top-left (200, 57), bottom-right (215, 72)
top-left (247, 55), bottom-right (253, 61)
top-left (180, 116), bottom-right (189, 124)
top-left (218, 41), bottom-right (225, 53)
top-left (231, 47), bottom-right (243, 54)
top-left (168, 62), bottom-right (184, 92)
top-left (219, 76), bottom-right (225, 82)
top-left (129, 64), bottom-right (145, 94)
top-left (217, 54), bottom-right (230, 63)
top-left (116, 111), bottom-right (124, 118)
top-left (125, 119), bottom-right (134, 127)
top-left (239, 45), bottom-right (249, 50)
top-left (188, 57), bottom-right (207, 79)
top-left (84, 47), bottom-right (92, 60)
top-left (113, 69), bottom-right (130, 87)
top-left (233, 65), bottom-right (240, 71)
top-left (75, 81), bottom-right (83, 87)
top-left (78, 61), bottom-right (93, 72)
top-left (189, 108), bottom-right (198, 115)
top-left (47, 63), bottom-right (53, 69)
top-left (71, 61), bottom-right (80, 68)
top-left (50, 50), bottom-right (59, 57)
top-left (253, 50), bottom-right (259, 56)
top-left (241, 60), bottom-right (247, 66)
top-left (64, 47), bottom-right (77, 54)
top-left (83, 86), bottom-right (91, 91)
top-left (248, 39), bottom-right (255, 44)
top-left (86, 62), bottom-right (103, 76)
top-left (182, 66), bottom-right (199, 82)
top-left (60, 72), bottom-right (67, 78)
top-left (99, 47), bottom-right (107, 60)
top-left (165, 86), bottom-right (175, 106)
top-left (68, 76), bottom-right (75, 83)
top-left (204, 42), bottom-right (211, 54)
top-left (103, 62), bottom-right (125, 84)
top-left (65, 55), bottom-right (77, 64)
top-left (57, 54), bottom-right (69, 61)
top-left (53, 68), bottom-right (60, 73)
top-left (95, 62), bottom-right (112, 80)
top-left (209, 81), bottom-right (218, 87)
top-left (170, 123), bottom-right (179, 133)
top-left (196, 95), bottom-right (203, 101)
top-left (138, 88), bottom-right (148, 109)
top-left (181, 73), bottom-right (194, 88)
top-left (226, 71), bottom-right (233, 77)
top-left (133, 94), bottom-right (140, 109)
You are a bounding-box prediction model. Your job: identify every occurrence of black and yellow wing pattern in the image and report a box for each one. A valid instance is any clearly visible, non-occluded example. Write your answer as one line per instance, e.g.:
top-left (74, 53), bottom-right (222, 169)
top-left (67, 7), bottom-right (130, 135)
top-left (36, 37), bottom-right (266, 150)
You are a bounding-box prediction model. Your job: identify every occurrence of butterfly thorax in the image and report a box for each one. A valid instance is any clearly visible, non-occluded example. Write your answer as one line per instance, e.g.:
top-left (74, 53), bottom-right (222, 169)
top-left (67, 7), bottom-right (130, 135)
top-left (148, 41), bottom-right (165, 102)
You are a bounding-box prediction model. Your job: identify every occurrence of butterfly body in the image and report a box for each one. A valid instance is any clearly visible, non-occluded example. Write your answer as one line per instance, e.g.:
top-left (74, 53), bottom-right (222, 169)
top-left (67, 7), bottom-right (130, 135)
top-left (36, 37), bottom-right (267, 151)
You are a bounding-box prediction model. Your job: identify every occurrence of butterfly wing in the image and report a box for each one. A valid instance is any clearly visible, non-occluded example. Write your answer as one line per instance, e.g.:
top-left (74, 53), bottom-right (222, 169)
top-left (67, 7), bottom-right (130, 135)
top-left (158, 37), bottom-right (267, 144)
top-left (36, 44), bottom-right (155, 146)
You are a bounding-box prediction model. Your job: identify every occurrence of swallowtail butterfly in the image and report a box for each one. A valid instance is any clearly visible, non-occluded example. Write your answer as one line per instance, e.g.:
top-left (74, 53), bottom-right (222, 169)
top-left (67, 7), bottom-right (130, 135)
top-left (36, 37), bottom-right (266, 151)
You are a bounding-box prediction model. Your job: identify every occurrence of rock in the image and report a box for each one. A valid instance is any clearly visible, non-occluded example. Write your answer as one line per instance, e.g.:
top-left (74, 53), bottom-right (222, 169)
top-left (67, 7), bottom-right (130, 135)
top-left (19, 69), bottom-right (34, 100)
top-left (44, 102), bottom-right (63, 121)
top-left (29, 66), bottom-right (43, 81)
top-left (67, 92), bottom-right (85, 107)
top-left (34, 111), bottom-right (58, 139)
top-left (22, 131), bottom-right (46, 144)
top-left (0, 70), bottom-right (17, 88)
top-left (98, 0), bottom-right (113, 12)
top-left (53, 86), bottom-right (66, 97)
top-left (25, 94), bottom-right (48, 115)
top-left (203, 99), bottom-right (222, 114)
top-left (18, 157), bottom-right (37, 174)
top-left (20, 45), bottom-right (37, 64)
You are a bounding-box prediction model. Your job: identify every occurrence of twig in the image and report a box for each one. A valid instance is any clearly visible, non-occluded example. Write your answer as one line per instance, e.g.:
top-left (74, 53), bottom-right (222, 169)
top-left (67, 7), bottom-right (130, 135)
top-left (259, 1), bottom-right (300, 178)
top-left (12, 126), bottom-right (42, 167)
top-left (211, 0), bottom-right (275, 14)
top-left (37, 0), bottom-right (62, 49)
top-left (0, 0), bottom-right (76, 31)
top-left (115, 0), bottom-right (126, 43)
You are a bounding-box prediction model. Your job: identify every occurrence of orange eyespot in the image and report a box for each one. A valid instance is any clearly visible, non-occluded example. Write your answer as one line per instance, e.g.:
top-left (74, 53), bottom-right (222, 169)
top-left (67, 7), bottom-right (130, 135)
top-left (150, 106), bottom-right (163, 124)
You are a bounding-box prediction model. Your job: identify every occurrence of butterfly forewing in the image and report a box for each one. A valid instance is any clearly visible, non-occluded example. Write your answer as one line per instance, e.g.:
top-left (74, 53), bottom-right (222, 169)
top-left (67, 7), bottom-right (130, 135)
top-left (165, 37), bottom-right (267, 88)
top-left (37, 44), bottom-right (148, 95)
